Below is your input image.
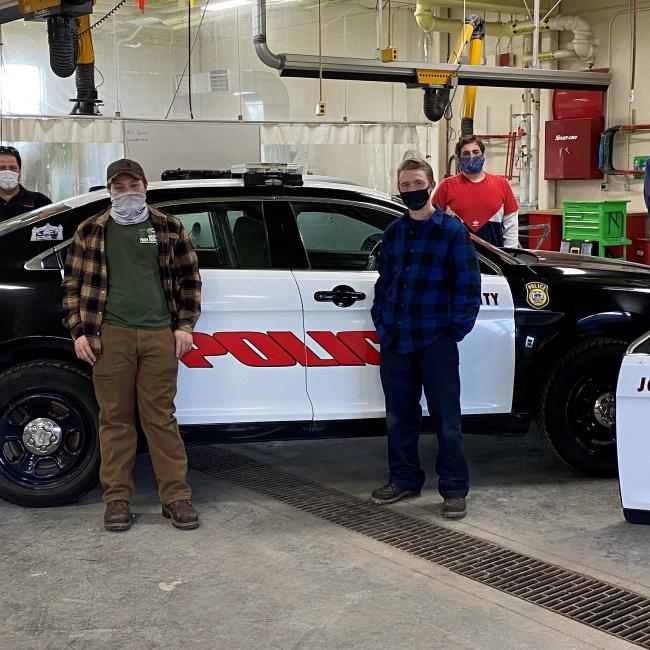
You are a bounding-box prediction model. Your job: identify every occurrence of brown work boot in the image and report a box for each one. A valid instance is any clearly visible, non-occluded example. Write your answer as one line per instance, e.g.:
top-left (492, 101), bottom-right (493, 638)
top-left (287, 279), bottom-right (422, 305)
top-left (104, 500), bottom-right (132, 532)
top-left (162, 500), bottom-right (199, 530)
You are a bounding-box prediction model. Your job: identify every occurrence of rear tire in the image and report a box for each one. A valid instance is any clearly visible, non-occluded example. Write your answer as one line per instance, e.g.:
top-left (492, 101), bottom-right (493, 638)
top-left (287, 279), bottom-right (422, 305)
top-left (0, 360), bottom-right (100, 507)
top-left (539, 337), bottom-right (626, 477)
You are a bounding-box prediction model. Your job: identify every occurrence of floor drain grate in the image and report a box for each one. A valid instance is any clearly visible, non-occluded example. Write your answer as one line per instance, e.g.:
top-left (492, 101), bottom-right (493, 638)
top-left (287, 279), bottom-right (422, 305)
top-left (189, 446), bottom-right (650, 648)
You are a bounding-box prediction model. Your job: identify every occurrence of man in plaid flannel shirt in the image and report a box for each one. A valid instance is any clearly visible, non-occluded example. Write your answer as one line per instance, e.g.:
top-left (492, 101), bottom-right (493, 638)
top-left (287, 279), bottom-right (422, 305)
top-left (62, 159), bottom-right (202, 532)
top-left (370, 158), bottom-right (481, 519)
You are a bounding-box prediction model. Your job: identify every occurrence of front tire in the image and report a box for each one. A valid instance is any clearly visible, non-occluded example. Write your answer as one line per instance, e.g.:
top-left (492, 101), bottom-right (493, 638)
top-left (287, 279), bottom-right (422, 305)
top-left (0, 360), bottom-right (100, 507)
top-left (539, 337), bottom-right (626, 477)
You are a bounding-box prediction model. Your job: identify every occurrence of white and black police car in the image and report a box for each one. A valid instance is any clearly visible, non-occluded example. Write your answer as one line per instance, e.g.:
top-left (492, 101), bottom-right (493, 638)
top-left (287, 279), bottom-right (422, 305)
top-left (1, 164), bottom-right (650, 507)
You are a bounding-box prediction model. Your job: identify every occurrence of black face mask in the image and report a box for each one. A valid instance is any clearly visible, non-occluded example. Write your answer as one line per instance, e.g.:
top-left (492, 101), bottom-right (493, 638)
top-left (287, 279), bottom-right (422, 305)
top-left (399, 188), bottom-right (431, 211)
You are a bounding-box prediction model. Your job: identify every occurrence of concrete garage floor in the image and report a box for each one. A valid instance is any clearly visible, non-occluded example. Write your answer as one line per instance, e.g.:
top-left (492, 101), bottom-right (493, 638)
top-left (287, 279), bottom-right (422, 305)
top-left (2, 430), bottom-right (649, 649)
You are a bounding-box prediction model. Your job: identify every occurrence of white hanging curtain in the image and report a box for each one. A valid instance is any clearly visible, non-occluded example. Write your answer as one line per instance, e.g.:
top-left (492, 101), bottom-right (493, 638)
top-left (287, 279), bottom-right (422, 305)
top-left (261, 123), bottom-right (435, 194)
top-left (0, 117), bottom-right (124, 144)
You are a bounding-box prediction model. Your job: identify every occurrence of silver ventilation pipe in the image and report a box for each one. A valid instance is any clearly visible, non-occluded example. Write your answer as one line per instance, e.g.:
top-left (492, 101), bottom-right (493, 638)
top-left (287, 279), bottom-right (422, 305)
top-left (253, 0), bottom-right (284, 70)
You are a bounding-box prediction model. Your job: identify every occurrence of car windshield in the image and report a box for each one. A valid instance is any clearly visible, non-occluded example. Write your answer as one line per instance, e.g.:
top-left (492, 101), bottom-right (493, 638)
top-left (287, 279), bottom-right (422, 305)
top-left (0, 200), bottom-right (74, 238)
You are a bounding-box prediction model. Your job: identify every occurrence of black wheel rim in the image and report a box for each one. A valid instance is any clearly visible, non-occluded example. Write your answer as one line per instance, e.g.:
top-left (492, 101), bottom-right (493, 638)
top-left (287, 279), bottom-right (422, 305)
top-left (0, 390), bottom-right (96, 490)
top-left (566, 368), bottom-right (618, 460)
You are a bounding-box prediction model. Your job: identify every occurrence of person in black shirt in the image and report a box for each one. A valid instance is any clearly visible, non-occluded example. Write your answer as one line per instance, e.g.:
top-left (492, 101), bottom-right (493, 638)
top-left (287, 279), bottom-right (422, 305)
top-left (0, 146), bottom-right (51, 222)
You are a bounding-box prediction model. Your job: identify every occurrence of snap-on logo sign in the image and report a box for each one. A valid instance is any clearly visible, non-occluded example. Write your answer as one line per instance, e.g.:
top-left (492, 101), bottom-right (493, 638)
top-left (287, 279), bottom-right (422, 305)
top-left (554, 135), bottom-right (578, 141)
top-left (182, 331), bottom-right (380, 368)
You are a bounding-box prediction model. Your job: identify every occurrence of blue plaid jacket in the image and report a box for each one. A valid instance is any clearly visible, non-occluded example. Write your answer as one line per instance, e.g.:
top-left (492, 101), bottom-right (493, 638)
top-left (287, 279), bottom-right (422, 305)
top-left (371, 207), bottom-right (481, 353)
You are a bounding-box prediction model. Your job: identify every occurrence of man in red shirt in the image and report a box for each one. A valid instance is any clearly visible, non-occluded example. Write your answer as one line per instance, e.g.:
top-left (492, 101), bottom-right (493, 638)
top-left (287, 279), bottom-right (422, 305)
top-left (433, 136), bottom-right (519, 248)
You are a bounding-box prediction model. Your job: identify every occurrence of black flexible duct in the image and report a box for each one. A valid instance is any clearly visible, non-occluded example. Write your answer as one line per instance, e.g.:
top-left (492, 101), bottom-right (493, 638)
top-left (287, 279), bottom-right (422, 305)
top-left (70, 62), bottom-right (101, 115)
top-left (460, 117), bottom-right (474, 137)
top-left (423, 86), bottom-right (450, 123)
top-left (47, 16), bottom-right (79, 78)
top-left (598, 125), bottom-right (622, 175)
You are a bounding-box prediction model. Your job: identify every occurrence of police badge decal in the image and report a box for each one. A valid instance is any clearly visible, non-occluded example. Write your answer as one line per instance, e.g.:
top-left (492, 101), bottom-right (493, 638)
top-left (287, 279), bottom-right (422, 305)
top-left (525, 282), bottom-right (549, 309)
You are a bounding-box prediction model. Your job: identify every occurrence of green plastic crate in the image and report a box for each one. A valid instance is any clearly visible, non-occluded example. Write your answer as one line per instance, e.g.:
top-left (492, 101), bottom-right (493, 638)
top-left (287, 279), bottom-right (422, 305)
top-left (562, 200), bottom-right (631, 258)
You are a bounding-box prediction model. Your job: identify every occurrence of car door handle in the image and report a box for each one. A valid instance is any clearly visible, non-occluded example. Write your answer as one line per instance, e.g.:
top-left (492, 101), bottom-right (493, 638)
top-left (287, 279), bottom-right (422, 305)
top-left (314, 285), bottom-right (366, 308)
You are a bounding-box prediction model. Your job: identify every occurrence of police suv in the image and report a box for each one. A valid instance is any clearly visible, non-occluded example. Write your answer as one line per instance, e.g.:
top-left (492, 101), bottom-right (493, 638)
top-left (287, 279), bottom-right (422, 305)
top-left (1, 165), bottom-right (649, 507)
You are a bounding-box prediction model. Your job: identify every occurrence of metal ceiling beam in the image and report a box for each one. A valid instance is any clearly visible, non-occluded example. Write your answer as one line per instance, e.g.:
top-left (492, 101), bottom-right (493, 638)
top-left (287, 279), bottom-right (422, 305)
top-left (277, 54), bottom-right (611, 91)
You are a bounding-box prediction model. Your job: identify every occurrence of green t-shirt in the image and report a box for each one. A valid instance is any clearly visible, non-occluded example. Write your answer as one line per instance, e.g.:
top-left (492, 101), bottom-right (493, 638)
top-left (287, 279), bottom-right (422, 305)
top-left (104, 217), bottom-right (171, 330)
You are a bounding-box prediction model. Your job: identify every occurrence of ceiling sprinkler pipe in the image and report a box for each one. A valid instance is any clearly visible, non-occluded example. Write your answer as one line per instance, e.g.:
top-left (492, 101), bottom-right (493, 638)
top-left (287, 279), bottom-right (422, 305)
top-left (423, 86), bottom-right (450, 122)
top-left (523, 49), bottom-right (574, 63)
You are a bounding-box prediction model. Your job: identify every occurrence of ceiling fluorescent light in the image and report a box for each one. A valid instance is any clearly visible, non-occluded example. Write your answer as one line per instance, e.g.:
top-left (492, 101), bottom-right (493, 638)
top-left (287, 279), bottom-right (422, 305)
top-left (207, 0), bottom-right (250, 11)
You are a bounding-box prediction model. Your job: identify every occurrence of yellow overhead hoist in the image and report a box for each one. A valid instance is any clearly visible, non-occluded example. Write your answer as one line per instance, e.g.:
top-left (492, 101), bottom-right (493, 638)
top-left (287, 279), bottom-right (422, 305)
top-left (417, 14), bottom-right (485, 136)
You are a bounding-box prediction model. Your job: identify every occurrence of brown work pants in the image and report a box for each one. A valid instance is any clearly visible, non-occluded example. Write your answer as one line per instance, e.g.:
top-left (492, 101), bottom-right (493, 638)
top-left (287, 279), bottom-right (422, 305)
top-left (93, 323), bottom-right (191, 505)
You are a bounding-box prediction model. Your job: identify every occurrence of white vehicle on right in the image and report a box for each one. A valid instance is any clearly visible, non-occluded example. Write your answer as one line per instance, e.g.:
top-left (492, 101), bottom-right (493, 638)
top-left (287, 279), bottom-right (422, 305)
top-left (616, 333), bottom-right (650, 524)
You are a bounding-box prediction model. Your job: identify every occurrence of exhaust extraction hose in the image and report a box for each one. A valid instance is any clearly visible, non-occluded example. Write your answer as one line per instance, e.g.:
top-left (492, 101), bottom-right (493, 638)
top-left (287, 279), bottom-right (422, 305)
top-left (47, 16), bottom-right (79, 78)
top-left (423, 86), bottom-right (450, 122)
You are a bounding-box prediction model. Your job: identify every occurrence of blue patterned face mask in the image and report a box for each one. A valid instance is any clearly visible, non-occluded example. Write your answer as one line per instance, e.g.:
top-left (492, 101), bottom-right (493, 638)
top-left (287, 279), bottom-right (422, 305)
top-left (458, 154), bottom-right (485, 175)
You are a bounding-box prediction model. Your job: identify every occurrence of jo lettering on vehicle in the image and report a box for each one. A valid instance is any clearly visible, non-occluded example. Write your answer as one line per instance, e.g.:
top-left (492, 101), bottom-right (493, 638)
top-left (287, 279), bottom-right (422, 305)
top-left (636, 377), bottom-right (650, 393)
top-left (181, 331), bottom-right (381, 368)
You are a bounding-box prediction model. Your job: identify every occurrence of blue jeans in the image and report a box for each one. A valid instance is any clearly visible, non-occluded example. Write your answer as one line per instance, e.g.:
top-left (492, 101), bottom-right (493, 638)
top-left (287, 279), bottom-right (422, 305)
top-left (379, 333), bottom-right (469, 499)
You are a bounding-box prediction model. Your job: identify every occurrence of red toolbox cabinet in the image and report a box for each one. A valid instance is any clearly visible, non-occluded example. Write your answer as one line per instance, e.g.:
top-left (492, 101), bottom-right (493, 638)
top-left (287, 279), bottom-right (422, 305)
top-left (626, 214), bottom-right (648, 261)
top-left (630, 238), bottom-right (650, 265)
top-left (544, 117), bottom-right (604, 180)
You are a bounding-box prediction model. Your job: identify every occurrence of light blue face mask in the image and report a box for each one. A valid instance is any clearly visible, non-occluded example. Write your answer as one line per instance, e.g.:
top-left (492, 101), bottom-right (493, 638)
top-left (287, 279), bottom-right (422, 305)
top-left (110, 191), bottom-right (148, 225)
top-left (458, 154), bottom-right (485, 175)
top-left (0, 170), bottom-right (19, 190)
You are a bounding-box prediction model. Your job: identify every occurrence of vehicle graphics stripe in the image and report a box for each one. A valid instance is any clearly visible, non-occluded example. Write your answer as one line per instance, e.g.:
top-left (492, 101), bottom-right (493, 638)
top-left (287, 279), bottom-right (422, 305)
top-left (182, 331), bottom-right (380, 369)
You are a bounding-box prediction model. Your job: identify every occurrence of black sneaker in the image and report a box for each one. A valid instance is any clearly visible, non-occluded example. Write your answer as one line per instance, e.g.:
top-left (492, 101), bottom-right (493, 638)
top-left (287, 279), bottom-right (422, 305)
top-left (442, 497), bottom-right (467, 519)
top-left (371, 482), bottom-right (421, 505)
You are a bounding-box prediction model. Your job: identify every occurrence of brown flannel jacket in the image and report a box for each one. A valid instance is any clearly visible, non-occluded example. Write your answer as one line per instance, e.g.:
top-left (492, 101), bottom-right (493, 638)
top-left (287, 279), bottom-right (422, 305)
top-left (62, 206), bottom-right (202, 353)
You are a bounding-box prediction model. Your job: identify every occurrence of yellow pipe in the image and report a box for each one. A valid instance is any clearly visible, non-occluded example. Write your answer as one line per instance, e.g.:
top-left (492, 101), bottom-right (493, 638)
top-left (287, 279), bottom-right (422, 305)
top-left (76, 14), bottom-right (95, 65)
top-left (448, 23), bottom-right (474, 65)
top-left (462, 38), bottom-right (482, 119)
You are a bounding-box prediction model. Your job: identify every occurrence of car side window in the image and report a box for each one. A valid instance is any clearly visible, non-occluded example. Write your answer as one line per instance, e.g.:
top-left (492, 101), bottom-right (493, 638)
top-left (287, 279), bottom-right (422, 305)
top-left (178, 212), bottom-right (216, 250)
top-left (223, 206), bottom-right (271, 269)
top-left (291, 202), bottom-right (394, 271)
top-left (160, 202), bottom-right (272, 270)
top-left (159, 204), bottom-right (227, 268)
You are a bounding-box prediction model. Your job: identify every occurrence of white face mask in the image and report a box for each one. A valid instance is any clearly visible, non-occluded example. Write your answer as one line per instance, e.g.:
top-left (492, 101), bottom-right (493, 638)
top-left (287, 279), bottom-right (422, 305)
top-left (110, 191), bottom-right (148, 225)
top-left (0, 170), bottom-right (19, 191)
